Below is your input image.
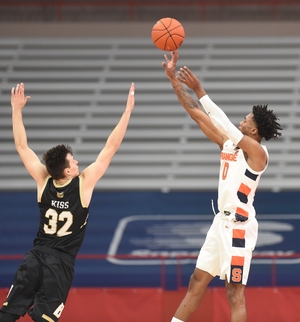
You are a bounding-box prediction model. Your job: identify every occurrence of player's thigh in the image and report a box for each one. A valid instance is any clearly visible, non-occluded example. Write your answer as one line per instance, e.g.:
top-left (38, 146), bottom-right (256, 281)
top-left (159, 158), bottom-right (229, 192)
top-left (196, 225), bottom-right (220, 276)
top-left (29, 256), bottom-right (74, 322)
top-left (2, 251), bottom-right (41, 316)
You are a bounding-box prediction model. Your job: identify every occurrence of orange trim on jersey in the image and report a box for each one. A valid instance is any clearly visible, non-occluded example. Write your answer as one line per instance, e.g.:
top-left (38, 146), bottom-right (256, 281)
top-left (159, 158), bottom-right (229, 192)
top-left (236, 207), bottom-right (249, 218)
top-left (231, 256), bottom-right (245, 266)
top-left (233, 229), bottom-right (245, 239)
top-left (238, 183), bottom-right (251, 196)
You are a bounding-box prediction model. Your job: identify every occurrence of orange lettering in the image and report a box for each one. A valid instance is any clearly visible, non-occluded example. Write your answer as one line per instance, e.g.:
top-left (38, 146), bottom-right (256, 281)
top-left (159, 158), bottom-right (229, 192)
top-left (221, 152), bottom-right (237, 162)
top-left (231, 268), bottom-right (242, 283)
top-left (222, 162), bottom-right (229, 180)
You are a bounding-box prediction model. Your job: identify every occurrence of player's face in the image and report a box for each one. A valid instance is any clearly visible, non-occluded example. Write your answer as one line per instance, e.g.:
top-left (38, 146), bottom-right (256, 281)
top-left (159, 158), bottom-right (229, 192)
top-left (238, 113), bottom-right (257, 135)
top-left (66, 153), bottom-right (79, 177)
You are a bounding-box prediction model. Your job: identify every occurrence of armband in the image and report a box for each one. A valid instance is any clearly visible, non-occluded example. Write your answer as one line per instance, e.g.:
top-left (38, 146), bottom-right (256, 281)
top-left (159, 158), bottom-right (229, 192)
top-left (199, 95), bottom-right (243, 145)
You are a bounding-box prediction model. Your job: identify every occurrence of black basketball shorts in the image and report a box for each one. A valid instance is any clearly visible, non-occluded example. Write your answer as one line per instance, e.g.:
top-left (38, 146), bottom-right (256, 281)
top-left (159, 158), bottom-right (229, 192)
top-left (0, 249), bottom-right (74, 322)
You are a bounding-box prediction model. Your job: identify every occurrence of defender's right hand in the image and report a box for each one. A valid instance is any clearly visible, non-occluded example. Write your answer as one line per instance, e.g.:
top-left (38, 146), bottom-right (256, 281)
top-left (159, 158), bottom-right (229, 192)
top-left (11, 83), bottom-right (31, 111)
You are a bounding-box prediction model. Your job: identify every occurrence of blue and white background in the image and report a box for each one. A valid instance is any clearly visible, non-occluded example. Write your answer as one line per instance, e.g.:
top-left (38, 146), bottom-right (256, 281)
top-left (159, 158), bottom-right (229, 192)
top-left (0, 191), bottom-right (299, 289)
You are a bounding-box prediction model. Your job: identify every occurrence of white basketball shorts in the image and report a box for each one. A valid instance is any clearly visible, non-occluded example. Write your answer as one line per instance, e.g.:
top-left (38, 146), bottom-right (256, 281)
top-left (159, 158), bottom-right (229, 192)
top-left (196, 212), bottom-right (258, 285)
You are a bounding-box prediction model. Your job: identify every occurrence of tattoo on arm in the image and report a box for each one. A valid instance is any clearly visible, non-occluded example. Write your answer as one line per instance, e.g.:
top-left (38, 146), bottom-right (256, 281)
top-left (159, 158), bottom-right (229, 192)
top-left (172, 84), bottom-right (199, 110)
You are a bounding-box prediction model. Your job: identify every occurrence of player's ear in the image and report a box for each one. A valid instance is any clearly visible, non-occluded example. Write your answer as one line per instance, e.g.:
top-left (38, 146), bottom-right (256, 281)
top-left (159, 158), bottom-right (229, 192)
top-left (251, 127), bottom-right (259, 136)
top-left (64, 167), bottom-right (71, 176)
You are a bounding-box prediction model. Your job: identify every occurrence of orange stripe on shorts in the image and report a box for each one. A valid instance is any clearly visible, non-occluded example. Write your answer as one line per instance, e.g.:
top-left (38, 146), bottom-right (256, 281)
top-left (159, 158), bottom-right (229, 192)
top-left (238, 183), bottom-right (251, 196)
top-left (233, 229), bottom-right (245, 239)
top-left (236, 207), bottom-right (249, 218)
top-left (231, 256), bottom-right (245, 266)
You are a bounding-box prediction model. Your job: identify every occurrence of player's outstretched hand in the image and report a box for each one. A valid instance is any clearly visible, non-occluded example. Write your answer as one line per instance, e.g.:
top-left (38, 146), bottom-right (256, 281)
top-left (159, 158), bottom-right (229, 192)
top-left (11, 83), bottom-right (31, 111)
top-left (125, 82), bottom-right (135, 113)
top-left (162, 50), bottom-right (179, 79)
top-left (177, 66), bottom-right (202, 93)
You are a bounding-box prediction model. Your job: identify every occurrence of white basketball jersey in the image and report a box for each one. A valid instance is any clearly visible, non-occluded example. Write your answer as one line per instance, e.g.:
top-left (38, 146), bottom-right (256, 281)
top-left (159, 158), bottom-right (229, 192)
top-left (217, 139), bottom-right (268, 221)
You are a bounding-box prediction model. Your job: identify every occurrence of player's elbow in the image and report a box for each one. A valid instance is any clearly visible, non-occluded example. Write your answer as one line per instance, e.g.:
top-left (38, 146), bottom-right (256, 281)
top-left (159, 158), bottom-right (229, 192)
top-left (14, 140), bottom-right (27, 153)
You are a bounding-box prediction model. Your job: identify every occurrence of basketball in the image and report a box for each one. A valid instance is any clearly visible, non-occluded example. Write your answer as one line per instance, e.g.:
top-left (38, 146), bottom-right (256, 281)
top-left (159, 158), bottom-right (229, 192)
top-left (151, 17), bottom-right (185, 51)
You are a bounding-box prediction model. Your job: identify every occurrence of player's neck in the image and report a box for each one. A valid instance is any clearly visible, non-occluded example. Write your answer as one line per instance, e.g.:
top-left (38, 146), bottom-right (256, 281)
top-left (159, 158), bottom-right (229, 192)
top-left (54, 177), bottom-right (71, 187)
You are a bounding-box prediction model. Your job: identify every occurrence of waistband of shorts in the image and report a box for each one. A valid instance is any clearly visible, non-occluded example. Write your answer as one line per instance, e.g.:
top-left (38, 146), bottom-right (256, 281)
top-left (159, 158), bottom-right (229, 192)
top-left (32, 245), bottom-right (75, 266)
top-left (218, 211), bottom-right (255, 223)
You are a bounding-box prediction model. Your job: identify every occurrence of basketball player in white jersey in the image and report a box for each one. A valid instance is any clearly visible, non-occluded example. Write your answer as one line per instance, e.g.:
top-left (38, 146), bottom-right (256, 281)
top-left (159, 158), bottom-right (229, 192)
top-left (162, 50), bottom-right (282, 322)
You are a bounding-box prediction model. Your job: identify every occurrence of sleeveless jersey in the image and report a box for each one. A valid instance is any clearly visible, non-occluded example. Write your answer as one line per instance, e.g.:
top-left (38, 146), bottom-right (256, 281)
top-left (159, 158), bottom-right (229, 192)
top-left (218, 139), bottom-right (268, 221)
top-left (34, 175), bottom-right (89, 259)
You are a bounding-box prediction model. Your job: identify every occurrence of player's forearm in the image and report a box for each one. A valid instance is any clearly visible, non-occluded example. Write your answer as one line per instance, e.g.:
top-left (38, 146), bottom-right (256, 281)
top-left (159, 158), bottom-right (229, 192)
top-left (105, 110), bottom-right (132, 150)
top-left (168, 76), bottom-right (206, 120)
top-left (12, 109), bottom-right (29, 151)
top-left (174, 84), bottom-right (201, 113)
top-left (192, 84), bottom-right (206, 100)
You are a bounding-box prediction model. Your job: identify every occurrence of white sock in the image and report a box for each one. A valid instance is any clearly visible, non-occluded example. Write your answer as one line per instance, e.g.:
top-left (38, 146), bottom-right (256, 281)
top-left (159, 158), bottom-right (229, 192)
top-left (171, 318), bottom-right (184, 322)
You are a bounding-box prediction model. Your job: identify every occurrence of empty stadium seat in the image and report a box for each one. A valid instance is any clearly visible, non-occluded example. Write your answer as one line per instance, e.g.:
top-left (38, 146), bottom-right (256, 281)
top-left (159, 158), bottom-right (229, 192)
top-left (0, 36), bottom-right (299, 191)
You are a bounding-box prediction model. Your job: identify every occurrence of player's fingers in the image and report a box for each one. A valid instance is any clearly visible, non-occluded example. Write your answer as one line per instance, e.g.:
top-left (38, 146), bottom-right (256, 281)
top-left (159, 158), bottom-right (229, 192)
top-left (178, 77), bottom-right (187, 85)
top-left (183, 66), bottom-right (191, 73)
top-left (178, 69), bottom-right (188, 79)
top-left (184, 67), bottom-right (196, 80)
top-left (180, 67), bottom-right (190, 76)
top-left (128, 82), bottom-right (135, 97)
top-left (171, 50), bottom-right (178, 58)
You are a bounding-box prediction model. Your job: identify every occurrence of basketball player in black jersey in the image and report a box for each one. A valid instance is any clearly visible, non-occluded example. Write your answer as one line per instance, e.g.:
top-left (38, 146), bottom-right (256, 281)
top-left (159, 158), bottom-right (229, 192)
top-left (0, 82), bottom-right (135, 322)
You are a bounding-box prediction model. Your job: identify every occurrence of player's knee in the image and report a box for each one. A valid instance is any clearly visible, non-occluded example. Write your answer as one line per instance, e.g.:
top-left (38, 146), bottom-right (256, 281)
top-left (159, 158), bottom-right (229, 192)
top-left (226, 284), bottom-right (245, 307)
top-left (188, 269), bottom-right (212, 291)
top-left (0, 311), bottom-right (20, 322)
top-left (187, 273), bottom-right (206, 295)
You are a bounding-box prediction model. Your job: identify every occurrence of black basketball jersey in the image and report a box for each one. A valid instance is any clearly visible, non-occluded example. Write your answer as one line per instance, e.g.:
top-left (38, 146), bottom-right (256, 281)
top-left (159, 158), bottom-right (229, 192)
top-left (34, 175), bottom-right (89, 259)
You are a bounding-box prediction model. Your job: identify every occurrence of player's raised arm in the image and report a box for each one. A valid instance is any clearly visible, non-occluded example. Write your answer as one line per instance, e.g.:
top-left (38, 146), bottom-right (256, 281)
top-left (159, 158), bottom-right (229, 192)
top-left (178, 65), bottom-right (271, 171)
top-left (81, 82), bottom-right (135, 197)
top-left (162, 50), bottom-right (226, 148)
top-left (11, 83), bottom-right (48, 185)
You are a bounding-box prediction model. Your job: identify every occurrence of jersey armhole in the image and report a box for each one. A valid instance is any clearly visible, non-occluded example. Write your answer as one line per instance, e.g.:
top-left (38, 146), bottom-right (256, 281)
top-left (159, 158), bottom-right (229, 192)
top-left (78, 175), bottom-right (87, 208)
top-left (38, 175), bottom-right (51, 202)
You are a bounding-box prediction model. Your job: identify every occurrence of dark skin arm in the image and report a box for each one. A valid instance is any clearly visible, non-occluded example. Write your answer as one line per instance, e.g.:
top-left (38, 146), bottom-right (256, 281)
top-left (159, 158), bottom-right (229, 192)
top-left (162, 50), bottom-right (268, 171)
top-left (162, 50), bottom-right (226, 149)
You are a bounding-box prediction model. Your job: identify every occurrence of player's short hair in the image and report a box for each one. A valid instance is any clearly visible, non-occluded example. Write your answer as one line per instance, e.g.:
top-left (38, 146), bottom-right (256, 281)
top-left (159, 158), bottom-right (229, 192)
top-left (42, 144), bottom-right (73, 179)
top-left (252, 105), bottom-right (282, 141)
